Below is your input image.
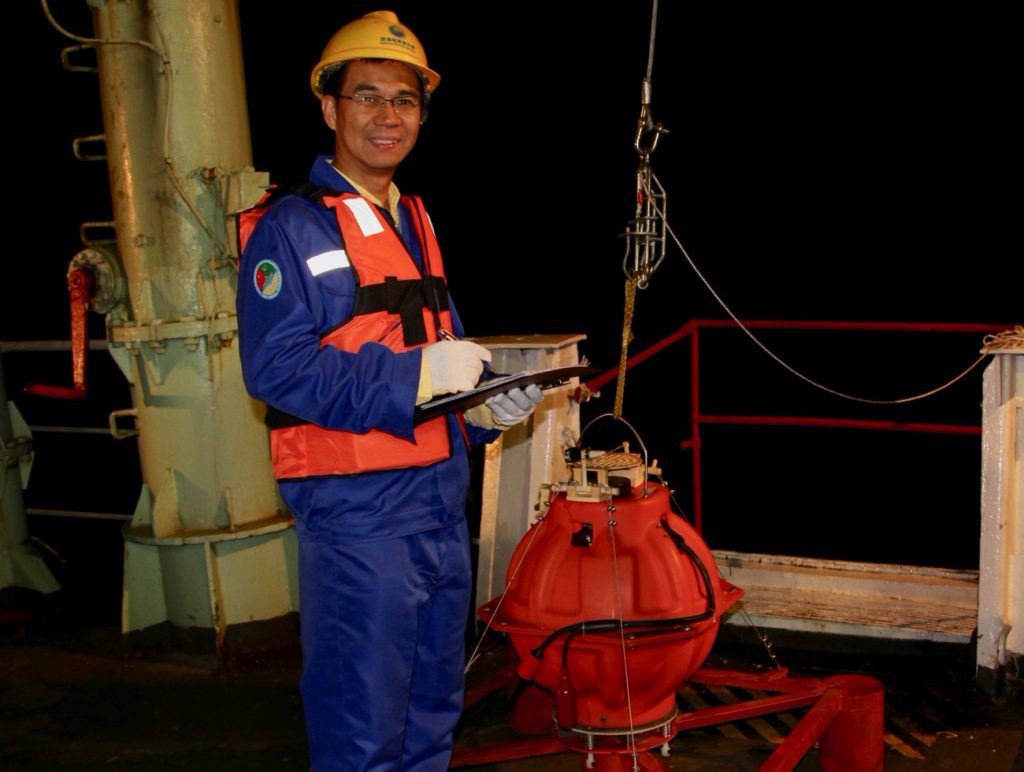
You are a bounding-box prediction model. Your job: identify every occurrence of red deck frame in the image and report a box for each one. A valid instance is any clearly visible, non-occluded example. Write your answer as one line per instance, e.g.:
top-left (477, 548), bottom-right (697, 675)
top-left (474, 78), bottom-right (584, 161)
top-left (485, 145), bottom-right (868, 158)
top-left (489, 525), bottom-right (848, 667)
top-left (584, 319), bottom-right (1006, 532)
top-left (452, 666), bottom-right (878, 771)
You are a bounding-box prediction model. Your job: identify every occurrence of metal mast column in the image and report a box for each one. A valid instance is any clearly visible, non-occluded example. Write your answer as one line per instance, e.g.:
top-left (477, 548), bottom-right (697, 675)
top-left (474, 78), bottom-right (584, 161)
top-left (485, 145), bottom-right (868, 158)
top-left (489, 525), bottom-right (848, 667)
top-left (78, 0), bottom-right (294, 653)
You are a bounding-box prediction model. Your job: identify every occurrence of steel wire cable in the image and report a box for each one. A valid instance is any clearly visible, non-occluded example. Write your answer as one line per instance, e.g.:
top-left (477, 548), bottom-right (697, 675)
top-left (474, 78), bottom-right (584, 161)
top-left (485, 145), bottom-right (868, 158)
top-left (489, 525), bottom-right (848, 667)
top-left (464, 512), bottom-right (548, 674)
top-left (644, 173), bottom-right (989, 405)
top-left (608, 519), bottom-right (641, 770)
top-left (645, 0), bottom-right (658, 83)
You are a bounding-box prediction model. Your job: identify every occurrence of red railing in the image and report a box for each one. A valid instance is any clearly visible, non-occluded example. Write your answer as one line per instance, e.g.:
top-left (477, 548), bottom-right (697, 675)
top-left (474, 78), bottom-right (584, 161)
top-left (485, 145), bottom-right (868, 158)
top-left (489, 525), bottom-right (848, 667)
top-left (585, 320), bottom-right (1006, 532)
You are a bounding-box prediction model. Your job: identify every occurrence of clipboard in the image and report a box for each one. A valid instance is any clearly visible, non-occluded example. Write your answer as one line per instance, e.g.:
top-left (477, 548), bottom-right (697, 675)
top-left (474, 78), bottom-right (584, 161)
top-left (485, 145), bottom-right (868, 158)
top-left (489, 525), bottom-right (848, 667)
top-left (414, 364), bottom-right (599, 424)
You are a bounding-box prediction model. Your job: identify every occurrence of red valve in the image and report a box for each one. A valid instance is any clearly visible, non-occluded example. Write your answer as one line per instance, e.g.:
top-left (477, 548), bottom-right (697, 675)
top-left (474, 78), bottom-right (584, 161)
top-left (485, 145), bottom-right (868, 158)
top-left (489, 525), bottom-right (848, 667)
top-left (24, 268), bottom-right (94, 400)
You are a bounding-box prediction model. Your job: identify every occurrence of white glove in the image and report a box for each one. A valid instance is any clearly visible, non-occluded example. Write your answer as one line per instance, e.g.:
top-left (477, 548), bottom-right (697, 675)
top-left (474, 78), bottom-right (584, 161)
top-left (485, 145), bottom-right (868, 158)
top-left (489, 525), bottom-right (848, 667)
top-left (485, 384), bottom-right (544, 427)
top-left (422, 340), bottom-right (492, 395)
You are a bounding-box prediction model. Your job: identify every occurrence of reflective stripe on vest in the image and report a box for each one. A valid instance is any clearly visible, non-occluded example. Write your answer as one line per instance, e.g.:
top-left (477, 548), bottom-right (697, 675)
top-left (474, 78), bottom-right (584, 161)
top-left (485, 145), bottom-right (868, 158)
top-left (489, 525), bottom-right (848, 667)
top-left (269, 192), bottom-right (455, 480)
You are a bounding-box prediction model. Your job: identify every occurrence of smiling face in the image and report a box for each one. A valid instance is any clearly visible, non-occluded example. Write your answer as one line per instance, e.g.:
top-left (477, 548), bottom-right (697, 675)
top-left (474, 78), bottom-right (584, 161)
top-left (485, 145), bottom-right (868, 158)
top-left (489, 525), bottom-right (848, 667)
top-left (321, 60), bottom-right (422, 199)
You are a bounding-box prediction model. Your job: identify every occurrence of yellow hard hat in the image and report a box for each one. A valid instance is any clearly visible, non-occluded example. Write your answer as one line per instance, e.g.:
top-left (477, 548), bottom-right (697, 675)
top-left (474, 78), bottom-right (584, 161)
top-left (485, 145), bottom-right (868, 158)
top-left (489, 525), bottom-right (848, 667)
top-left (310, 11), bottom-right (441, 99)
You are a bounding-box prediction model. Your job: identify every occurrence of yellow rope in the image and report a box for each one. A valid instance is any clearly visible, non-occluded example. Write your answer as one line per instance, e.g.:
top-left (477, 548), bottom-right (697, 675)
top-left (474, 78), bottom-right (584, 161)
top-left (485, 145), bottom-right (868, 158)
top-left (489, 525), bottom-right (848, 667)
top-left (982, 325), bottom-right (1024, 353)
top-left (614, 277), bottom-right (639, 419)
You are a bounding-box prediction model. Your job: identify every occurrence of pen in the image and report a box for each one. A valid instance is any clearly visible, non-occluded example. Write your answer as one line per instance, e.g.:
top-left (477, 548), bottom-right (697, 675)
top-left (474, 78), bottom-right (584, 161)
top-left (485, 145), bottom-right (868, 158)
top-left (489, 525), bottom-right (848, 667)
top-left (437, 328), bottom-right (508, 381)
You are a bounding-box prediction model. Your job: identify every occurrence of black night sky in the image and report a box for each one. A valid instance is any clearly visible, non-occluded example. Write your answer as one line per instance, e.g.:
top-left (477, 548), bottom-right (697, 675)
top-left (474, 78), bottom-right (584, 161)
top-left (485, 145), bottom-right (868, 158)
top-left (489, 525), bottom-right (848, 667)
top-left (9, 2), bottom-right (1018, 574)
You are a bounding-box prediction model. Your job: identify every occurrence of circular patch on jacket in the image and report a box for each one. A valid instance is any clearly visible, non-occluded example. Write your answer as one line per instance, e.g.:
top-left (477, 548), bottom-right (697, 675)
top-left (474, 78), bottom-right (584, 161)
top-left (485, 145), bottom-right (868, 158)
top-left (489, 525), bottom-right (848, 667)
top-left (253, 260), bottom-right (281, 299)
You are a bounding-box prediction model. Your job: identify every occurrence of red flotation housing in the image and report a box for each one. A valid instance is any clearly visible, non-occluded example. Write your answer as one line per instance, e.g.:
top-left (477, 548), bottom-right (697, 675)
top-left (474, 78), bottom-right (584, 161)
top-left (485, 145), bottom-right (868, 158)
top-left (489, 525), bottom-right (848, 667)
top-left (479, 481), bottom-right (742, 733)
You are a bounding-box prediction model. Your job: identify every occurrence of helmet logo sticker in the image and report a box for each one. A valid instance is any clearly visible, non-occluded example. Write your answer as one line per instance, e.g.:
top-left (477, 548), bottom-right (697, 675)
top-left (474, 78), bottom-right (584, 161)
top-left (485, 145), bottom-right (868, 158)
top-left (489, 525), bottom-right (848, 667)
top-left (388, 25), bottom-right (405, 37)
top-left (379, 34), bottom-right (416, 52)
top-left (254, 259), bottom-right (282, 300)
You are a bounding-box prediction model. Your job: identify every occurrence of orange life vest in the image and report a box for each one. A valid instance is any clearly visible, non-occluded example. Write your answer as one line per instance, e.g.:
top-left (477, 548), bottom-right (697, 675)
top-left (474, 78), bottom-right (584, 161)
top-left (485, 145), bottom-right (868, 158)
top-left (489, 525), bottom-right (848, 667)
top-left (248, 189), bottom-right (458, 480)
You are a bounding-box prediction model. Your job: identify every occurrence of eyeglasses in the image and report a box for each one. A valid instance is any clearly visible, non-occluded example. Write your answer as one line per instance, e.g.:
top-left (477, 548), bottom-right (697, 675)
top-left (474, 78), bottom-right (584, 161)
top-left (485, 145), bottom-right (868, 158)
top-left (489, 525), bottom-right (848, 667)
top-left (336, 94), bottom-right (421, 114)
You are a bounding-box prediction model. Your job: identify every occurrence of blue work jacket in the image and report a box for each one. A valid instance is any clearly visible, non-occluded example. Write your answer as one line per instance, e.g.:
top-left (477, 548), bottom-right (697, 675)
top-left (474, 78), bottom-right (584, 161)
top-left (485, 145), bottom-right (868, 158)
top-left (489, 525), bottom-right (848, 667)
top-left (237, 156), bottom-right (491, 541)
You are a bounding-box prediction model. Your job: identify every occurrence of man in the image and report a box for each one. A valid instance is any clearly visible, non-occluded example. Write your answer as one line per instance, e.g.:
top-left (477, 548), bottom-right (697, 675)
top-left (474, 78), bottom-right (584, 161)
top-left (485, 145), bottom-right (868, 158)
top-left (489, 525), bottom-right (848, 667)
top-left (236, 11), bottom-right (541, 770)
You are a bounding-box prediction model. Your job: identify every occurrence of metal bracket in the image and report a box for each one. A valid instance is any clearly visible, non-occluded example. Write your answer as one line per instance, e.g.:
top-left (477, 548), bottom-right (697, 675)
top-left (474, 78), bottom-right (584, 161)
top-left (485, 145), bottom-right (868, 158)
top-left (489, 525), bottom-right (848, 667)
top-left (4, 401), bottom-right (34, 488)
top-left (72, 134), bottom-right (108, 162)
top-left (2, 436), bottom-right (34, 466)
top-left (224, 168), bottom-right (272, 259)
top-left (109, 408), bottom-right (139, 439)
top-left (80, 221), bottom-right (118, 246)
top-left (60, 44), bottom-right (98, 74)
top-left (571, 523), bottom-right (594, 548)
top-left (110, 312), bottom-right (238, 352)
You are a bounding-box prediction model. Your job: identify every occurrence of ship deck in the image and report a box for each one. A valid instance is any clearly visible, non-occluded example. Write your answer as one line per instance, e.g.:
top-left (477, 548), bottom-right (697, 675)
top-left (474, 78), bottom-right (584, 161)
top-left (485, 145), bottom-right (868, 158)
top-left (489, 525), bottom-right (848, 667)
top-left (2, 592), bottom-right (1020, 771)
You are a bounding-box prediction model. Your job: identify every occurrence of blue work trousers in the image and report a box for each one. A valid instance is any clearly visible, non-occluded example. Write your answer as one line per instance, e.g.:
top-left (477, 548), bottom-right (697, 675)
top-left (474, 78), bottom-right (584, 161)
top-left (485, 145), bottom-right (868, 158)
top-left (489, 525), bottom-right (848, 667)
top-left (298, 519), bottom-right (472, 771)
